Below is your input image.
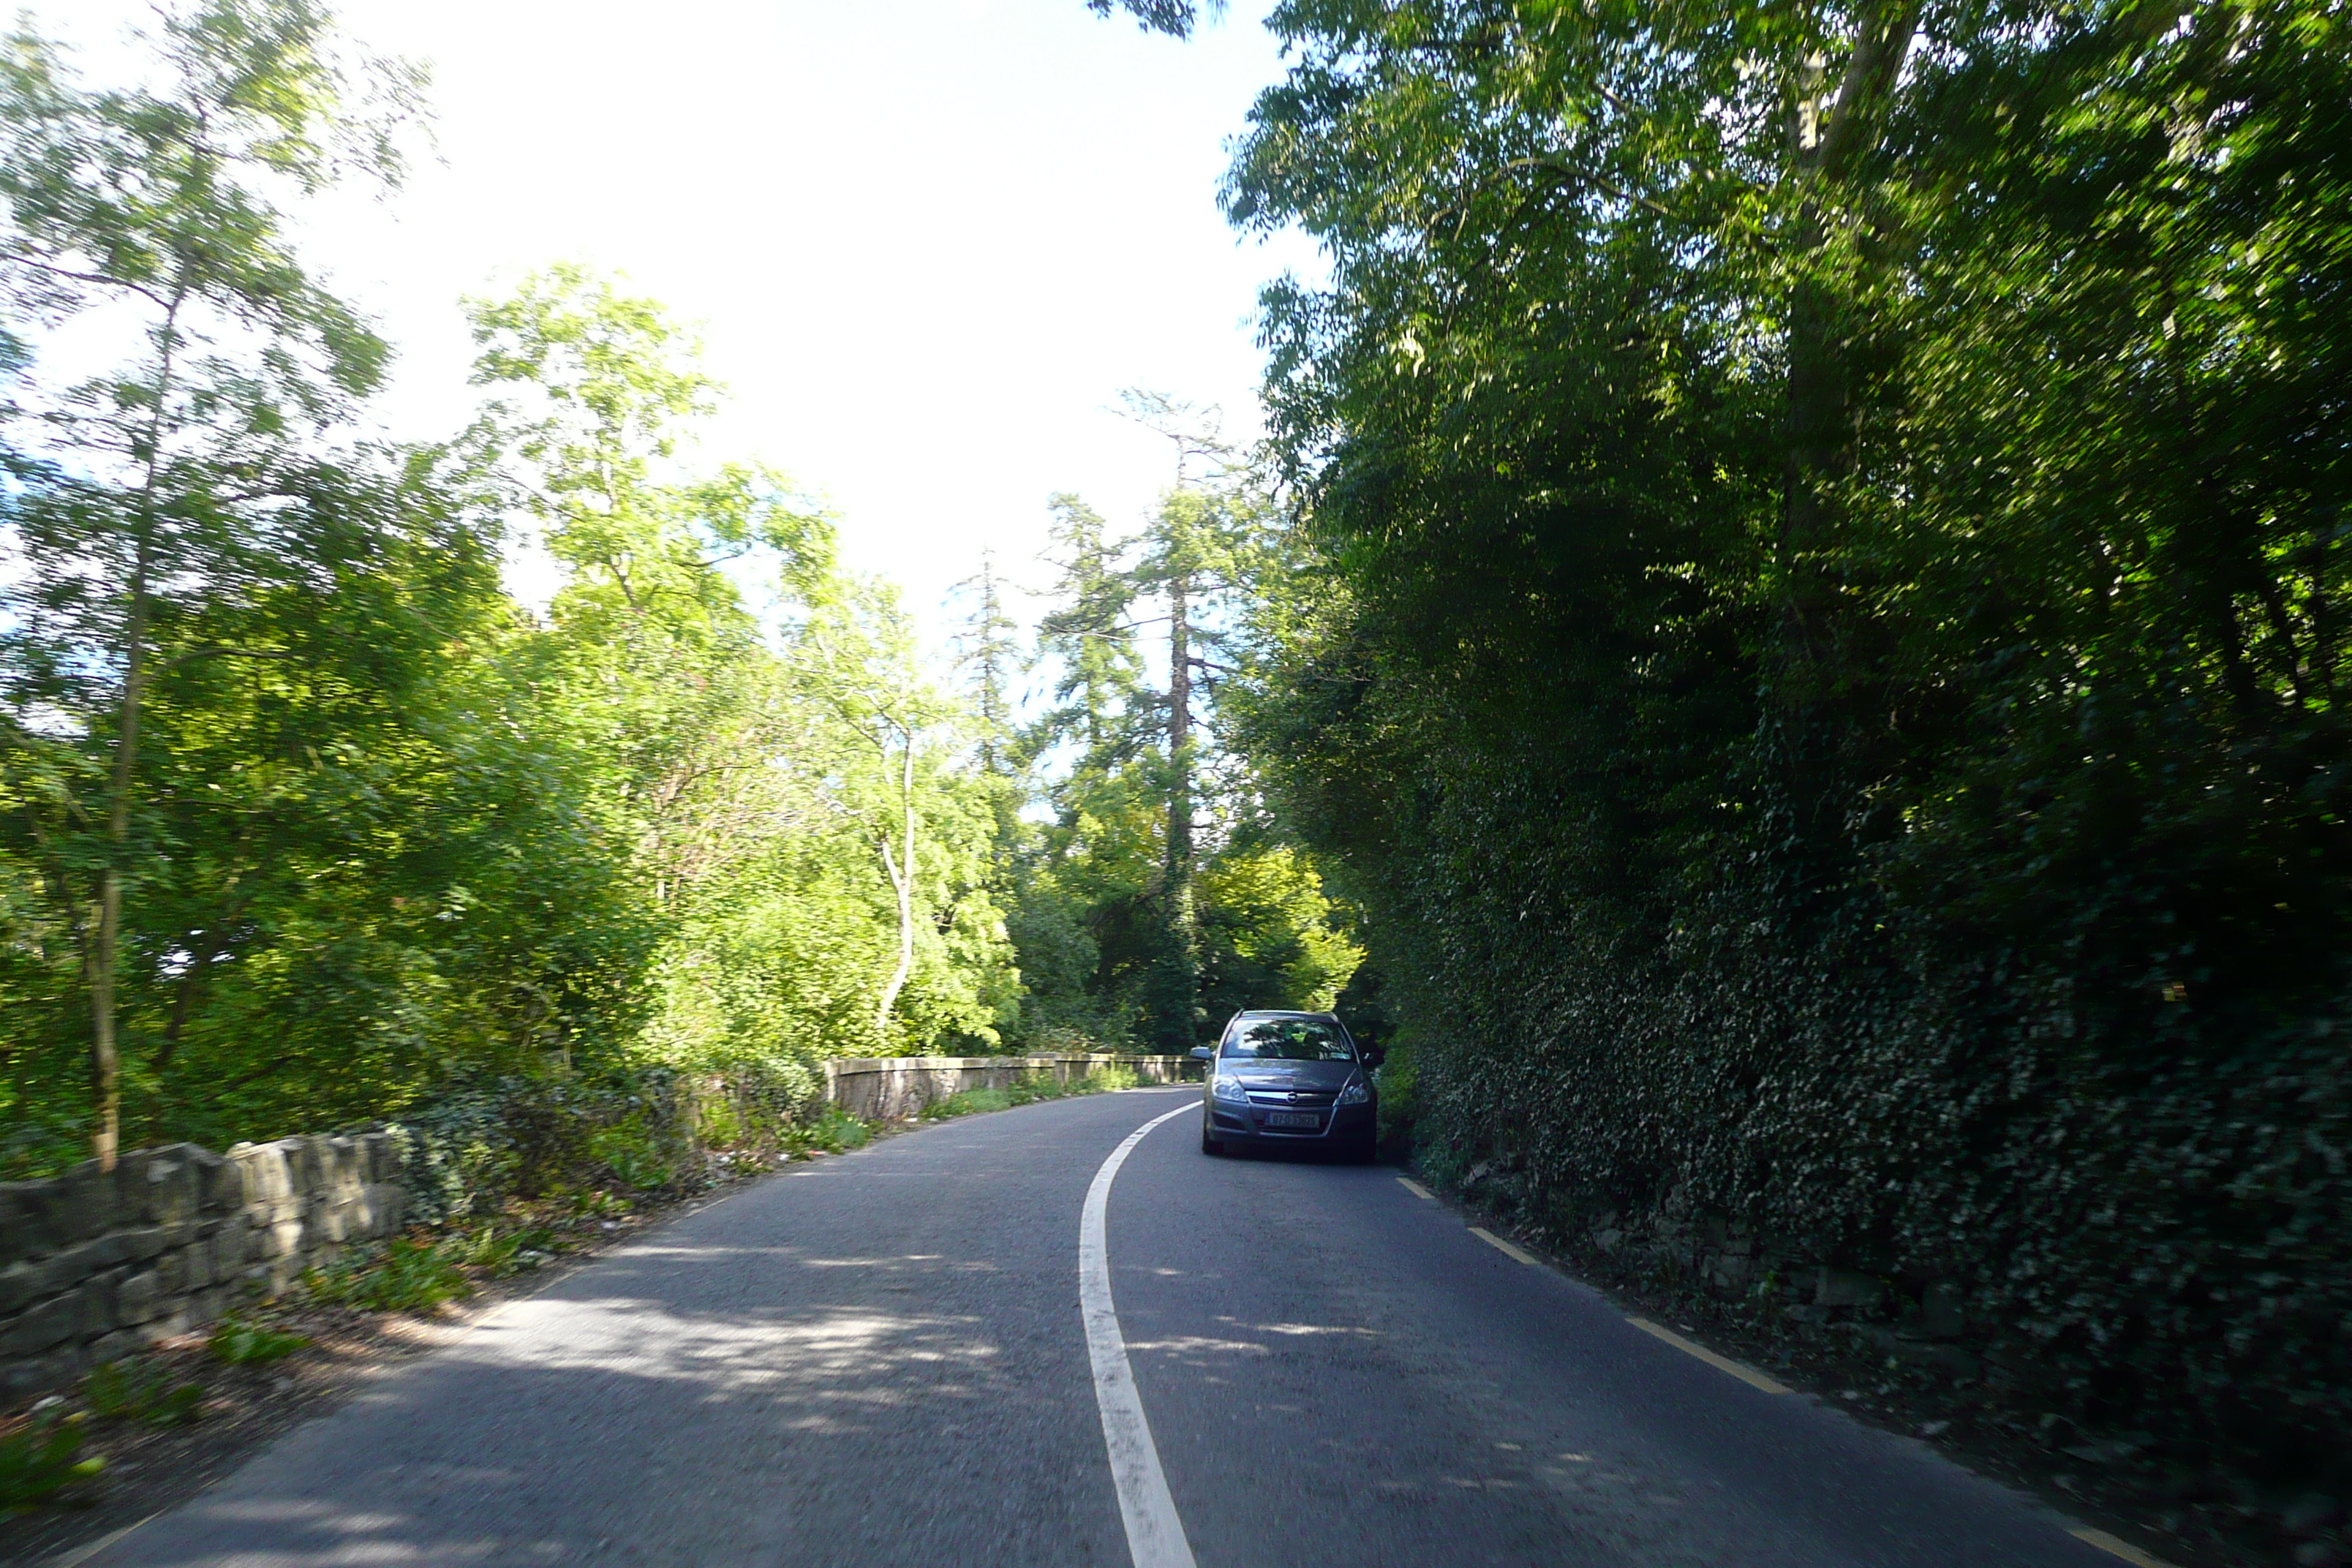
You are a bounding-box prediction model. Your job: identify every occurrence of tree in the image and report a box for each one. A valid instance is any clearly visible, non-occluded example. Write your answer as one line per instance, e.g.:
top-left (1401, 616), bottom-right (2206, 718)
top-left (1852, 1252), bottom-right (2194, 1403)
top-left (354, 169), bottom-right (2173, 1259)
top-left (1121, 0), bottom-right (2352, 1494)
top-left (1035, 493), bottom-right (1145, 769)
top-left (465, 265), bottom-right (833, 911)
top-left (949, 551), bottom-right (1022, 779)
top-left (0, 0), bottom-right (426, 1167)
top-left (469, 268), bottom-right (1014, 1063)
top-left (1120, 391), bottom-right (1250, 1050)
top-left (799, 587), bottom-right (959, 1042)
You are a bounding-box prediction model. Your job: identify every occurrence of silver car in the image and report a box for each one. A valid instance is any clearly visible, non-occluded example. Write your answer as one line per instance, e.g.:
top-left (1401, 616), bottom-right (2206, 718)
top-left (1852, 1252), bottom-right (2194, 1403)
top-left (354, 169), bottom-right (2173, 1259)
top-left (1191, 1010), bottom-right (1380, 1161)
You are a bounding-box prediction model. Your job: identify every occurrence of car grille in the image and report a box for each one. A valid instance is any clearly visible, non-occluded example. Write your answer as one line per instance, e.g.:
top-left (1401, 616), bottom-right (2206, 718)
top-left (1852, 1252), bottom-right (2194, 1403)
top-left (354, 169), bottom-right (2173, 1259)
top-left (1244, 1089), bottom-right (1337, 1108)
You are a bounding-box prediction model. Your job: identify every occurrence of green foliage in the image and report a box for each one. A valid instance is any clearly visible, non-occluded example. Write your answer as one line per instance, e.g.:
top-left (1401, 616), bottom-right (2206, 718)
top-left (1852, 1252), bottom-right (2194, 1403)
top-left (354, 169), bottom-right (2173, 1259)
top-left (784, 1104), bottom-right (870, 1156)
top-left (1008, 461), bottom-right (1362, 1051)
top-left (1369, 1039), bottom-right (1417, 1155)
top-left (1196, 844), bottom-right (1363, 1019)
top-left (1213, 0), bottom-right (2352, 1497)
top-left (306, 1237), bottom-right (472, 1313)
top-left (919, 1064), bottom-right (1140, 1121)
top-left (445, 1224), bottom-right (557, 1276)
top-left (587, 1118), bottom-right (674, 1192)
top-left (0, 1409), bottom-right (101, 1512)
top-left (206, 1317), bottom-right (312, 1366)
top-left (0, 0), bottom-right (467, 1163)
top-left (82, 1360), bottom-right (204, 1427)
top-left (0, 9), bottom-right (1024, 1170)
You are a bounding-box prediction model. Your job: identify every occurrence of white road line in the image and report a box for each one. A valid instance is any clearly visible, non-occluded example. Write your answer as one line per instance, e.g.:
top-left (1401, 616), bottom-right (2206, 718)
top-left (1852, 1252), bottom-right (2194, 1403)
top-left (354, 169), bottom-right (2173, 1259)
top-left (2069, 1527), bottom-right (2179, 1567)
top-left (1626, 1316), bottom-right (1791, 1395)
top-left (1396, 1177), bottom-right (1435, 1199)
top-left (1469, 1226), bottom-right (1540, 1264)
top-left (1082, 1101), bottom-right (1201, 1568)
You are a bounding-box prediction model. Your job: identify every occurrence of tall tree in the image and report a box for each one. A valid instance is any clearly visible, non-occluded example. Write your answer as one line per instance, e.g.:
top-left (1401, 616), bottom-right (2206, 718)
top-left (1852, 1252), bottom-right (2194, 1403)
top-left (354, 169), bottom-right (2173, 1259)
top-left (1035, 493), bottom-right (1143, 768)
top-left (949, 549), bottom-right (1022, 778)
top-left (1120, 391), bottom-right (1240, 1050)
top-left (0, 0), bottom-right (423, 1167)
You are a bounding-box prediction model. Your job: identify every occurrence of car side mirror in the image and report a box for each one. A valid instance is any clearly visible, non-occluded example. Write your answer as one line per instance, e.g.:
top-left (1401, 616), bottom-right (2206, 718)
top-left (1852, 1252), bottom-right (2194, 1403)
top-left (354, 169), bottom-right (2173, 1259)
top-left (1188, 1046), bottom-right (1214, 1061)
top-left (1361, 1047), bottom-right (1385, 1068)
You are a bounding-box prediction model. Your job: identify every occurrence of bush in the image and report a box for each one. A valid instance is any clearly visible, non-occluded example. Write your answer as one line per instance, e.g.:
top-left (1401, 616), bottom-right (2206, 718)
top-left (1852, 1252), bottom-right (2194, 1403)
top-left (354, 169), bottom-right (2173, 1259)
top-left (0, 1409), bottom-right (101, 1511)
top-left (445, 1224), bottom-right (558, 1276)
top-left (385, 1063), bottom-right (817, 1220)
top-left (82, 1360), bottom-right (203, 1427)
top-left (785, 1103), bottom-right (870, 1156)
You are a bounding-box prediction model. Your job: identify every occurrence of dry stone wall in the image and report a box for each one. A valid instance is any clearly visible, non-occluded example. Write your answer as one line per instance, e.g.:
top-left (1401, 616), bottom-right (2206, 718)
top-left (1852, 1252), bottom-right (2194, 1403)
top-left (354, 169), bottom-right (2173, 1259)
top-left (0, 1134), bottom-right (403, 1397)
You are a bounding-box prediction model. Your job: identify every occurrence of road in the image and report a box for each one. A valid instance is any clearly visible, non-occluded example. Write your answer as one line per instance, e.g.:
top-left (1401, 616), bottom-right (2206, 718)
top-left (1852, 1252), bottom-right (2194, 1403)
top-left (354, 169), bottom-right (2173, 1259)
top-left (91, 1088), bottom-right (2138, 1567)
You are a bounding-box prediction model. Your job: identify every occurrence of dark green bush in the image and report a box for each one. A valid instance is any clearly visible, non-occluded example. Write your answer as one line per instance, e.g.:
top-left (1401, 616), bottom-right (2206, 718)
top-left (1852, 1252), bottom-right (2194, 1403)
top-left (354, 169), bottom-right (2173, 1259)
top-left (386, 1063), bottom-right (819, 1221)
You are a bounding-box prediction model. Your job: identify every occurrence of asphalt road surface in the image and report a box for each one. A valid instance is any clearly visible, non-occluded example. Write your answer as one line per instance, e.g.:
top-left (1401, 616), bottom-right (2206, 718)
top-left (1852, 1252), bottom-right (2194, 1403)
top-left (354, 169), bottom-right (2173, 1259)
top-left (91, 1088), bottom-right (2141, 1567)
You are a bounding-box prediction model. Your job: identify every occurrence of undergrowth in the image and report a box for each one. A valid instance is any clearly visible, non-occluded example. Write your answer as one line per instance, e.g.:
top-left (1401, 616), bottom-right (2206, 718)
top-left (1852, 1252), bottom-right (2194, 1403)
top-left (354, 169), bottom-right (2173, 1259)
top-left (80, 1360), bottom-right (203, 1428)
top-left (206, 1317), bottom-right (310, 1366)
top-left (0, 1409), bottom-right (100, 1512)
top-left (920, 1065), bottom-right (1140, 1122)
top-left (305, 1238), bottom-right (472, 1313)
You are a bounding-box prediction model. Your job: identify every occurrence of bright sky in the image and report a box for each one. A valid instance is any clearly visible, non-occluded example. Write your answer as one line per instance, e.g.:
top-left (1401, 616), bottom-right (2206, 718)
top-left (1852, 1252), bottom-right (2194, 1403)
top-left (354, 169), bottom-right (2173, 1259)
top-left (53, 0), bottom-right (1313, 643)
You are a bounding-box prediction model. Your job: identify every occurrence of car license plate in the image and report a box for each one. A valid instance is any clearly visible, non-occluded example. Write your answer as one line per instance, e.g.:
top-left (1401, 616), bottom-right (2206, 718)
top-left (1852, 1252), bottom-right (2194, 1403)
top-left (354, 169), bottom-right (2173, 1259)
top-left (1264, 1110), bottom-right (1320, 1128)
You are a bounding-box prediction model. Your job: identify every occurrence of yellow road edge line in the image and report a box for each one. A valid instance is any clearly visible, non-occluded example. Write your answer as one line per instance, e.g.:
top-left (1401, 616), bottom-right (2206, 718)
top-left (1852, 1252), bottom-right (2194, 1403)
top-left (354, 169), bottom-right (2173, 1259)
top-left (1468, 1226), bottom-right (1539, 1265)
top-left (1396, 1177), bottom-right (1435, 1200)
top-left (1625, 1316), bottom-right (1790, 1395)
top-left (2069, 1528), bottom-right (2178, 1568)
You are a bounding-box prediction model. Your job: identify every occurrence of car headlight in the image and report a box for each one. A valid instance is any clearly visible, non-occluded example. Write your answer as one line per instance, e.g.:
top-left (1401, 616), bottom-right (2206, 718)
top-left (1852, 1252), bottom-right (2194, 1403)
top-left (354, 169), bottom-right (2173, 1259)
top-left (1338, 1079), bottom-right (1372, 1105)
top-left (1212, 1074), bottom-right (1250, 1104)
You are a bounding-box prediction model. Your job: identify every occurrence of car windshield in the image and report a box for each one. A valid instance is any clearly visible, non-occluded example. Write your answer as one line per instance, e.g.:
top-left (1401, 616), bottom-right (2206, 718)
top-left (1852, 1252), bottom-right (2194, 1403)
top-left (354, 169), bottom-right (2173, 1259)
top-left (1221, 1017), bottom-right (1354, 1061)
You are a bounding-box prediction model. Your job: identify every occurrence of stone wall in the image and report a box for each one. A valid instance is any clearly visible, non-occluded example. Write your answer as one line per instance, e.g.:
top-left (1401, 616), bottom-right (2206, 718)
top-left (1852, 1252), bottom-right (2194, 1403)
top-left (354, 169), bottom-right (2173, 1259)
top-left (0, 1134), bottom-right (404, 1397)
top-left (824, 1053), bottom-right (1197, 1123)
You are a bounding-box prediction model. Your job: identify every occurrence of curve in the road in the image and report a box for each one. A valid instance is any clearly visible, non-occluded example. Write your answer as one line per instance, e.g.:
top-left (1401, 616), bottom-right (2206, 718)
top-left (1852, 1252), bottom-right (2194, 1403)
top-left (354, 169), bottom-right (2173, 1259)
top-left (1079, 1101), bottom-right (1199, 1568)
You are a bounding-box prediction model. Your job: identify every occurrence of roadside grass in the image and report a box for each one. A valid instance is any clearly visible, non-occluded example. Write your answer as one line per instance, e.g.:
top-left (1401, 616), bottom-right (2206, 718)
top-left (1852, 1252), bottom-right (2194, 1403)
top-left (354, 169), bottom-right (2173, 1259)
top-left (920, 1065), bottom-right (1142, 1123)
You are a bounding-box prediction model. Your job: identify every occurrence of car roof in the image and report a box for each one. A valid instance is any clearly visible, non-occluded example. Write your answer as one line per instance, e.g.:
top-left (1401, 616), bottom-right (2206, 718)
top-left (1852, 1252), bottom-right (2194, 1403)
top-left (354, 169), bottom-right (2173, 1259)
top-left (1228, 1009), bottom-right (1340, 1022)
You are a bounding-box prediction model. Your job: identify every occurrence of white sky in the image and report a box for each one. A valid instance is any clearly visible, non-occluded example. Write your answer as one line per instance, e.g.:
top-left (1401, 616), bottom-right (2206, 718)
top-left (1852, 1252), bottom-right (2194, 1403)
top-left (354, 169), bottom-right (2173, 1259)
top-left (50, 0), bottom-right (1313, 646)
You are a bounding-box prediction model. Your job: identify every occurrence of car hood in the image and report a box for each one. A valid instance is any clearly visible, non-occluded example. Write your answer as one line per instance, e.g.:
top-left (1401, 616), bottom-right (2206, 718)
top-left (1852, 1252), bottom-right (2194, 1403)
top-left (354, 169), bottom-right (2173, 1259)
top-left (1218, 1060), bottom-right (1360, 1090)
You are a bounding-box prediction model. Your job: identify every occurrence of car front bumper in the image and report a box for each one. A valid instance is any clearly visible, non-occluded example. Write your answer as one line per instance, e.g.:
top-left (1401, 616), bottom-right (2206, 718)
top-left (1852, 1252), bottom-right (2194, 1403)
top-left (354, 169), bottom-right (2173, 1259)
top-left (1205, 1097), bottom-right (1375, 1145)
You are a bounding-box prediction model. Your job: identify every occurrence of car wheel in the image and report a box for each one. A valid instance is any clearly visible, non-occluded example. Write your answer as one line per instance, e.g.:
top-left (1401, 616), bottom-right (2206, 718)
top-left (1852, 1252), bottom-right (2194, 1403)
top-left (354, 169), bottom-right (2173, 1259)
top-left (1346, 1126), bottom-right (1378, 1164)
top-left (1200, 1120), bottom-right (1221, 1156)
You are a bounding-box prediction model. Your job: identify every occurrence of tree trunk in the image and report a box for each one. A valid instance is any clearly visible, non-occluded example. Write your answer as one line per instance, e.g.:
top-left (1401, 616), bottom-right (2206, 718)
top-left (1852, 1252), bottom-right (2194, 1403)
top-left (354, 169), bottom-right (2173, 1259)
top-left (1770, 8), bottom-right (1920, 911)
top-left (1156, 573), bottom-right (1199, 1052)
top-left (90, 527), bottom-right (158, 1173)
top-left (874, 736), bottom-right (917, 1041)
top-left (1167, 573), bottom-right (1192, 889)
top-left (87, 280), bottom-right (187, 1170)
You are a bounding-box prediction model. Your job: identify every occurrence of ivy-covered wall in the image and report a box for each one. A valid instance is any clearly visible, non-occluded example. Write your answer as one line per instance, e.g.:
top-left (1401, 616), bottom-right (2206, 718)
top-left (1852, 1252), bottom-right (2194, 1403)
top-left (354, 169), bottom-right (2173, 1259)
top-left (1395, 859), bottom-right (2349, 1496)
